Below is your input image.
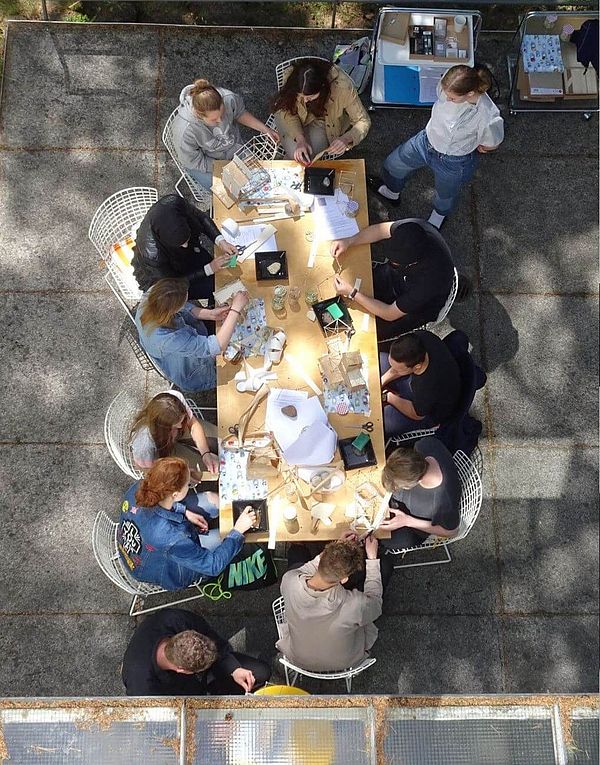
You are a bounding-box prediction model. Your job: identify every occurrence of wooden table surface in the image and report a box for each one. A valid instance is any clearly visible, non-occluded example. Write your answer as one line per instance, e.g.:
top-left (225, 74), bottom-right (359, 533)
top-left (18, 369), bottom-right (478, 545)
top-left (213, 159), bottom-right (389, 542)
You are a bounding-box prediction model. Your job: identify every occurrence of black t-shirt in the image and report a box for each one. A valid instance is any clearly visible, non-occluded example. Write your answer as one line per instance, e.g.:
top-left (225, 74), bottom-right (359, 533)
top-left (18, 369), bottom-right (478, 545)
top-left (378, 221), bottom-right (454, 324)
top-left (391, 437), bottom-right (461, 530)
top-left (122, 608), bottom-right (240, 696)
top-left (411, 330), bottom-right (461, 423)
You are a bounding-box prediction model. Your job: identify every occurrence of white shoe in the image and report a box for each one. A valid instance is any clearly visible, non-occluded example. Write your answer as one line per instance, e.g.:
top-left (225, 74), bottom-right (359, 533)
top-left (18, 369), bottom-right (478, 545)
top-left (428, 210), bottom-right (446, 229)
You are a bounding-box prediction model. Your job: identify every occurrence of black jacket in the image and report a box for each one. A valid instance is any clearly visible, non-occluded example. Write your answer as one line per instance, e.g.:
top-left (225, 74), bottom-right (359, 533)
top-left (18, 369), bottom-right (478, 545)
top-left (131, 194), bottom-right (221, 291)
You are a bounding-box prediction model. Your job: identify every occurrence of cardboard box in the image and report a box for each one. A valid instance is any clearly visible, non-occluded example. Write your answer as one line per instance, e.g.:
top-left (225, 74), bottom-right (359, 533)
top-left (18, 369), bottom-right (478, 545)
top-left (379, 13), bottom-right (410, 45)
top-left (528, 72), bottom-right (564, 96)
top-left (563, 66), bottom-right (599, 97)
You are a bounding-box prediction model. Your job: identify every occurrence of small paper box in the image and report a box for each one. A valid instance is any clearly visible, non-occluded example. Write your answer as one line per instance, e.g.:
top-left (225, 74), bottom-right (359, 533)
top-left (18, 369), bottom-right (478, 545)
top-left (351, 431), bottom-right (371, 452)
top-left (327, 303), bottom-right (344, 320)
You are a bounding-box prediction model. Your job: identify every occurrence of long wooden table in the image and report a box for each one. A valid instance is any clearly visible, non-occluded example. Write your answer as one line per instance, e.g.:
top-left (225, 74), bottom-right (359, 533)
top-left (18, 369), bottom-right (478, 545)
top-left (213, 159), bottom-right (388, 542)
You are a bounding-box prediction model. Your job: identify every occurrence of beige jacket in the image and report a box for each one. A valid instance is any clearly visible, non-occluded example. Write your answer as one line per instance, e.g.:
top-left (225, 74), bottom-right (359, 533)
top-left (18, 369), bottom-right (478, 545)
top-left (276, 556), bottom-right (382, 672)
top-left (275, 65), bottom-right (371, 149)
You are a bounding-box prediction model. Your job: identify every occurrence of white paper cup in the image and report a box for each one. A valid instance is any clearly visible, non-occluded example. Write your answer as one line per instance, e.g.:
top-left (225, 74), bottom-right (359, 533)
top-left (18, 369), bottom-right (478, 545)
top-left (221, 218), bottom-right (239, 239)
top-left (454, 15), bottom-right (467, 33)
top-left (283, 505), bottom-right (299, 532)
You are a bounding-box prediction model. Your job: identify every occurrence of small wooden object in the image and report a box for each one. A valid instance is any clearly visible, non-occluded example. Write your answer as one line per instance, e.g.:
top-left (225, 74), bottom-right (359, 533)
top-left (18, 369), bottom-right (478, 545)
top-left (213, 279), bottom-right (247, 305)
top-left (281, 405), bottom-right (298, 419)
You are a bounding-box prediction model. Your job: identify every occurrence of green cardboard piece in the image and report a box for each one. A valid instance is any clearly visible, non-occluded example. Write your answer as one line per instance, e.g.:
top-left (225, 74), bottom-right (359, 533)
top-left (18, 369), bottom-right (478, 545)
top-left (228, 255), bottom-right (238, 268)
top-left (351, 431), bottom-right (370, 452)
top-left (328, 302), bottom-right (344, 320)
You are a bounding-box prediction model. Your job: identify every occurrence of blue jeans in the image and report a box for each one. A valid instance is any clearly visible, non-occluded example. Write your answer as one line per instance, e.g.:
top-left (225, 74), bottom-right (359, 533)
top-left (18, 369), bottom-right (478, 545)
top-left (186, 167), bottom-right (213, 190)
top-left (382, 130), bottom-right (478, 216)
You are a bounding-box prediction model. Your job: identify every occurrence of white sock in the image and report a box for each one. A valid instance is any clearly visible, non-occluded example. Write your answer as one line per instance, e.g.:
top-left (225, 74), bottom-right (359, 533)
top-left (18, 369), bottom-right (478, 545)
top-left (377, 184), bottom-right (400, 201)
top-left (428, 210), bottom-right (446, 229)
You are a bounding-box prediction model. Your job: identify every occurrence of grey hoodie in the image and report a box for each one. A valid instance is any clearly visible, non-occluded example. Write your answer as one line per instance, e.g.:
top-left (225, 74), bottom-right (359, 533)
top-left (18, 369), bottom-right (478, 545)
top-left (172, 85), bottom-right (245, 172)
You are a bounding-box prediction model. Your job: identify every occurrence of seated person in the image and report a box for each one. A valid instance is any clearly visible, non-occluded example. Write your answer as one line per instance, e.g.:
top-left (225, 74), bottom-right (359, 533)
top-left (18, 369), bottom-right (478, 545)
top-left (272, 59), bottom-right (370, 163)
top-left (172, 78), bottom-right (279, 190)
top-left (118, 457), bottom-right (257, 587)
top-left (277, 537), bottom-right (382, 672)
top-left (331, 220), bottom-right (454, 344)
top-left (381, 330), bottom-right (461, 437)
top-left (131, 193), bottom-right (237, 301)
top-left (135, 277), bottom-right (248, 392)
top-left (130, 389), bottom-right (218, 484)
top-left (379, 438), bottom-right (461, 551)
top-left (122, 607), bottom-right (270, 695)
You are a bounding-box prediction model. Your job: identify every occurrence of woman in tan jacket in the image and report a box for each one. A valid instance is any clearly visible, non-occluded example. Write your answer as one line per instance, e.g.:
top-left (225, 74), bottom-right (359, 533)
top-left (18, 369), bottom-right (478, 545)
top-left (272, 59), bottom-right (371, 164)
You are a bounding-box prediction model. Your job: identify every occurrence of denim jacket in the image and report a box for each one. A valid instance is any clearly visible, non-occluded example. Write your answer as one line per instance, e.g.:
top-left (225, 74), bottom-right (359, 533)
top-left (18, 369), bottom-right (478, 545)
top-left (118, 483), bottom-right (244, 590)
top-left (135, 299), bottom-right (220, 391)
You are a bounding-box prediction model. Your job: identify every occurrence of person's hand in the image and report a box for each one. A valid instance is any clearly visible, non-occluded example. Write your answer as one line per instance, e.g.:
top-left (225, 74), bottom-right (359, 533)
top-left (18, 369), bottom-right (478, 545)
top-left (234, 506), bottom-right (257, 534)
top-left (216, 239), bottom-right (238, 257)
top-left (231, 667), bottom-right (256, 693)
top-left (333, 275), bottom-right (353, 297)
top-left (202, 452), bottom-right (220, 474)
top-left (184, 510), bottom-right (209, 532)
top-left (208, 305), bottom-right (231, 322)
top-left (326, 137), bottom-right (349, 156)
top-left (231, 290), bottom-right (250, 312)
top-left (364, 534), bottom-right (379, 560)
top-left (330, 239), bottom-right (350, 260)
top-left (264, 127), bottom-right (280, 143)
top-left (293, 140), bottom-right (312, 165)
top-left (477, 144), bottom-right (497, 154)
top-left (379, 507), bottom-right (410, 531)
top-left (209, 253), bottom-right (232, 272)
top-left (340, 529), bottom-right (358, 542)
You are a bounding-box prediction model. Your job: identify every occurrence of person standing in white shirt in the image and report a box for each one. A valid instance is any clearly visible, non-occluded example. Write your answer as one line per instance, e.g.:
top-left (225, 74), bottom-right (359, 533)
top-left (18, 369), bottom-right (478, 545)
top-left (369, 65), bottom-right (504, 229)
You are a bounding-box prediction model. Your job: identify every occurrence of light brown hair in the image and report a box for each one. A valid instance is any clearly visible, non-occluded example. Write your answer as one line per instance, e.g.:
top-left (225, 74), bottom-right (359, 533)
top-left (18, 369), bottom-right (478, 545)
top-left (130, 393), bottom-right (189, 459)
top-left (318, 539), bottom-right (364, 583)
top-left (441, 65), bottom-right (492, 96)
top-left (139, 278), bottom-right (188, 330)
top-left (382, 448), bottom-right (428, 492)
top-left (135, 457), bottom-right (189, 507)
top-left (189, 79), bottom-right (223, 116)
top-left (164, 630), bottom-right (218, 673)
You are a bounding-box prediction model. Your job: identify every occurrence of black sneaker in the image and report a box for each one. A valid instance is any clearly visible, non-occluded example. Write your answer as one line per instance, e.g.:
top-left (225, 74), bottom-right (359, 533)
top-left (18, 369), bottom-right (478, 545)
top-left (367, 175), bottom-right (402, 206)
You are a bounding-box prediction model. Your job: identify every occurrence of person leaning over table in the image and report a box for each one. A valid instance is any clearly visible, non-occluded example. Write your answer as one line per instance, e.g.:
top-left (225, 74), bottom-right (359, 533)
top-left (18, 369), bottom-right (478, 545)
top-left (131, 193), bottom-right (237, 301)
top-left (272, 58), bottom-right (370, 164)
top-left (171, 78), bottom-right (279, 190)
top-left (122, 607), bottom-right (270, 696)
top-left (118, 457), bottom-right (258, 588)
top-left (368, 65), bottom-right (504, 229)
top-left (130, 390), bottom-right (219, 485)
top-left (135, 277), bottom-right (248, 392)
top-left (330, 220), bottom-right (454, 346)
top-left (379, 439), bottom-right (461, 552)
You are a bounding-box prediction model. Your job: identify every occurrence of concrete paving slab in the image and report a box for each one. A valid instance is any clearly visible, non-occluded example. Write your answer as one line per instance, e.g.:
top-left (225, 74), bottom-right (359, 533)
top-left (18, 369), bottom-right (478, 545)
top-left (482, 294), bottom-right (598, 444)
top-left (0, 23), bottom-right (160, 149)
top-left (503, 112), bottom-right (599, 158)
top-left (477, 156), bottom-right (599, 293)
top-left (501, 615), bottom-right (599, 693)
top-left (0, 150), bottom-right (157, 291)
top-left (0, 445), bottom-right (131, 612)
top-left (492, 445), bottom-right (598, 614)
top-left (0, 615), bottom-right (132, 696)
top-left (0, 293), bottom-right (141, 442)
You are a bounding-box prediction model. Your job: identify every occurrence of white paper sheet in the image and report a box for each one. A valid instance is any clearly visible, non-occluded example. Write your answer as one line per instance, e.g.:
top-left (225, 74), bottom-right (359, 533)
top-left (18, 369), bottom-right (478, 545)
top-left (265, 390), bottom-right (322, 450)
top-left (284, 420), bottom-right (337, 466)
top-left (419, 67), bottom-right (441, 103)
top-left (222, 224), bottom-right (278, 255)
top-left (310, 191), bottom-right (359, 241)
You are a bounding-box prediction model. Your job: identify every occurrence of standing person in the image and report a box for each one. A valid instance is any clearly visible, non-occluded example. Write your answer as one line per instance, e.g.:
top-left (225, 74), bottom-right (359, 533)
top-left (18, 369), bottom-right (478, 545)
top-left (272, 59), bottom-right (370, 164)
top-left (134, 278), bottom-right (248, 392)
top-left (171, 79), bottom-right (279, 189)
top-left (379, 439), bottom-right (461, 551)
top-left (277, 537), bottom-right (382, 672)
top-left (131, 194), bottom-right (237, 301)
top-left (369, 65), bottom-right (504, 228)
top-left (118, 457), bottom-right (258, 586)
top-left (122, 607), bottom-right (271, 695)
top-left (130, 390), bottom-right (219, 484)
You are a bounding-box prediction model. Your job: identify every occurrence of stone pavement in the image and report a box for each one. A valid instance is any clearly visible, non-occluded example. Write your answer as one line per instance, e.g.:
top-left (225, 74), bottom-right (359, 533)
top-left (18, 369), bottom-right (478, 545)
top-left (0, 20), bottom-right (597, 697)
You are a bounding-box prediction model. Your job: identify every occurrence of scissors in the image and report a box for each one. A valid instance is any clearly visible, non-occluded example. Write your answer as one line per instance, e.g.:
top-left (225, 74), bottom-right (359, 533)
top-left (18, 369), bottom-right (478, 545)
top-left (228, 425), bottom-right (240, 437)
top-left (344, 421), bottom-right (374, 433)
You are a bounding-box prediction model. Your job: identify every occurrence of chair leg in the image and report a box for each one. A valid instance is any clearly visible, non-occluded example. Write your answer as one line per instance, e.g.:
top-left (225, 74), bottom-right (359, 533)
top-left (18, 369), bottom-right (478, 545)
top-left (283, 664), bottom-right (290, 686)
top-left (129, 588), bottom-right (205, 617)
top-left (345, 676), bottom-right (352, 693)
top-left (174, 175), bottom-right (186, 198)
top-left (392, 544), bottom-right (452, 569)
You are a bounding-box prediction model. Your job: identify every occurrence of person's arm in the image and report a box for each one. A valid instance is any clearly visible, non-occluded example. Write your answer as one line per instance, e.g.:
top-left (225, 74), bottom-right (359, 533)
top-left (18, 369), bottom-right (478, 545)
top-left (477, 111), bottom-right (504, 153)
top-left (274, 108), bottom-right (305, 145)
top-left (169, 529), bottom-right (245, 578)
top-left (213, 292), bottom-right (249, 352)
top-left (188, 418), bottom-right (219, 474)
top-left (185, 202), bottom-right (221, 243)
top-left (160, 324), bottom-right (223, 359)
top-left (177, 128), bottom-right (209, 171)
top-left (338, 80), bottom-right (371, 148)
top-left (379, 507), bottom-right (458, 538)
top-left (386, 391), bottom-right (424, 421)
top-left (333, 275), bottom-right (405, 322)
top-left (236, 110), bottom-right (279, 142)
top-left (330, 222), bottom-right (394, 259)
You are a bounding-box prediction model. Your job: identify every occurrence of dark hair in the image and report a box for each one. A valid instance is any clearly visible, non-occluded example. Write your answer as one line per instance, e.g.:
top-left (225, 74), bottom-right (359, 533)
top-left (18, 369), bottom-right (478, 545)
top-left (441, 65), bottom-right (492, 96)
top-left (389, 334), bottom-right (427, 367)
top-left (272, 59), bottom-right (333, 119)
top-left (130, 393), bottom-right (189, 458)
top-left (164, 630), bottom-right (218, 673)
top-left (382, 447), bottom-right (428, 491)
top-left (318, 540), bottom-right (364, 583)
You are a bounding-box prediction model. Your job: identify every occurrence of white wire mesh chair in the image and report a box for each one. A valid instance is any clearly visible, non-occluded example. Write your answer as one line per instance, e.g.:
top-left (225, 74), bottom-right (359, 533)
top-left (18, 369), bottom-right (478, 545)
top-left (104, 389), bottom-right (211, 480)
top-left (386, 450), bottom-right (483, 569)
top-left (272, 597), bottom-right (376, 693)
top-left (162, 109), bottom-right (212, 211)
top-left (92, 511), bottom-right (204, 616)
top-left (88, 187), bottom-right (157, 318)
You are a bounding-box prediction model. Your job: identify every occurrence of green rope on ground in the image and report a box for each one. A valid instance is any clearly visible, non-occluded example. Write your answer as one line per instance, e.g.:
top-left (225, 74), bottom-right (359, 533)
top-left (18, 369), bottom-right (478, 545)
top-left (200, 574), bottom-right (232, 602)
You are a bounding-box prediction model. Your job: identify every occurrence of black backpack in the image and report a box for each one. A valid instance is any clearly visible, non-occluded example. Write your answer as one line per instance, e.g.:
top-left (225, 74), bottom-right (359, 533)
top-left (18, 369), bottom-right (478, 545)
top-left (570, 20), bottom-right (599, 74)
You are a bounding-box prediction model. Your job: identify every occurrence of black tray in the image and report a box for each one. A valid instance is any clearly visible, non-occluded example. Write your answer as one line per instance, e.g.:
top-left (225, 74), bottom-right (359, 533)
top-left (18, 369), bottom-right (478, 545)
top-left (312, 296), bottom-right (355, 337)
top-left (303, 166), bottom-right (335, 196)
top-left (338, 436), bottom-right (377, 471)
top-left (232, 499), bottom-right (269, 532)
top-left (255, 251), bottom-right (288, 281)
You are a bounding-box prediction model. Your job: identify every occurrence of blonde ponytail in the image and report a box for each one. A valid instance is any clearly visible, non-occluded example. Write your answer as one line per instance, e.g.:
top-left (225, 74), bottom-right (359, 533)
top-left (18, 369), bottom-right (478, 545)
top-left (189, 79), bottom-right (223, 115)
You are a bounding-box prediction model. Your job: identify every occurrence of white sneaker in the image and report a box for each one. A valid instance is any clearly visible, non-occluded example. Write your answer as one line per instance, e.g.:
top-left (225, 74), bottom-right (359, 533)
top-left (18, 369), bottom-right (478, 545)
top-left (428, 210), bottom-right (446, 229)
